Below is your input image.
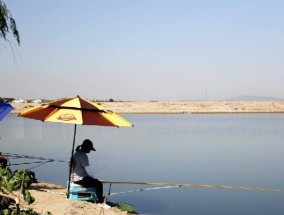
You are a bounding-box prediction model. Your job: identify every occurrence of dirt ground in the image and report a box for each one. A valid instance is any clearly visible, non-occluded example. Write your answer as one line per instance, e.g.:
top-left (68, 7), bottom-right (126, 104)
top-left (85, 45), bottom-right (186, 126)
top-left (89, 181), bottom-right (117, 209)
top-left (20, 182), bottom-right (128, 215)
top-left (10, 101), bottom-right (284, 114)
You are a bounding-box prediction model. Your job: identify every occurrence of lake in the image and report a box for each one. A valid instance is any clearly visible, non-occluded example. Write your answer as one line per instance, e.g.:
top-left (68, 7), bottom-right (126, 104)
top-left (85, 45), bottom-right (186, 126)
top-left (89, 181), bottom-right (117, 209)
top-left (1, 114), bottom-right (284, 215)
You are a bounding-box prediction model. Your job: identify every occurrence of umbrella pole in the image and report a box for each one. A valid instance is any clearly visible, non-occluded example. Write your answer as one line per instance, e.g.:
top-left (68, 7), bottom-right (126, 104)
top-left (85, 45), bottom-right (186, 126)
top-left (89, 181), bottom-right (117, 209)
top-left (67, 124), bottom-right (77, 198)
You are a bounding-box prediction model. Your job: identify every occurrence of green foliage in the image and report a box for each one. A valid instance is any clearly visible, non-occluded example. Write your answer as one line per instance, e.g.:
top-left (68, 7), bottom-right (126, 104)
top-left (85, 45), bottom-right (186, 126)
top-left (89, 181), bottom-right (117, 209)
top-left (0, 0), bottom-right (20, 45)
top-left (91, 98), bottom-right (119, 102)
top-left (118, 202), bottom-right (135, 213)
top-left (23, 190), bottom-right (34, 205)
top-left (0, 208), bottom-right (40, 215)
top-left (0, 168), bottom-right (51, 214)
top-left (0, 197), bottom-right (10, 210)
top-left (5, 169), bottom-right (33, 193)
top-left (0, 97), bottom-right (14, 102)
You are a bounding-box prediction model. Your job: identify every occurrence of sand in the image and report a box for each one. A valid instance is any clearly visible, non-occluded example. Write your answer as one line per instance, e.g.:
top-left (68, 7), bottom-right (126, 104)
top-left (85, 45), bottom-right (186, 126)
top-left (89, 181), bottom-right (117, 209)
top-left (10, 101), bottom-right (284, 114)
top-left (20, 182), bottom-right (127, 215)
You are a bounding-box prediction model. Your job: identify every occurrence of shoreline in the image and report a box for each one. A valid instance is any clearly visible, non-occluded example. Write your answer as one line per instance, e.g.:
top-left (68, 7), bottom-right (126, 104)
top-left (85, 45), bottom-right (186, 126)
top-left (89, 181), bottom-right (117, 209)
top-left (10, 101), bottom-right (284, 114)
top-left (23, 181), bottom-right (128, 215)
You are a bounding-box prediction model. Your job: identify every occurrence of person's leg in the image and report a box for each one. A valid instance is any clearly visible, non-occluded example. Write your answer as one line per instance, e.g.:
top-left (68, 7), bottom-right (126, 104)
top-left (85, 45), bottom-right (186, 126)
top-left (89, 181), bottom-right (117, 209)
top-left (76, 176), bottom-right (104, 203)
top-left (95, 180), bottom-right (104, 203)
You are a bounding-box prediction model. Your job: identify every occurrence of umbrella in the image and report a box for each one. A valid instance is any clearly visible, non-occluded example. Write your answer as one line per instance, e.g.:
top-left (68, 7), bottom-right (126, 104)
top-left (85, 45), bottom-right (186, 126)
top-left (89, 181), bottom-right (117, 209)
top-left (0, 102), bottom-right (14, 121)
top-left (18, 95), bottom-right (133, 196)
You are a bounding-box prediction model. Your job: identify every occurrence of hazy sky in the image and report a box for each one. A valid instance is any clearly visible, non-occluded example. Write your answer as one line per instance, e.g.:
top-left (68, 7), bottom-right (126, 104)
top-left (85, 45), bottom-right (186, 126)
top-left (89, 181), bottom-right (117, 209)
top-left (1, 0), bottom-right (283, 101)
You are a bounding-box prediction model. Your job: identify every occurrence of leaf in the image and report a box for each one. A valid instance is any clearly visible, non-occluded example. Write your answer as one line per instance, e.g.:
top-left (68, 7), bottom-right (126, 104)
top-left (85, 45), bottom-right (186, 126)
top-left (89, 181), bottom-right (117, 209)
top-left (3, 209), bottom-right (10, 215)
top-left (0, 0), bottom-right (20, 44)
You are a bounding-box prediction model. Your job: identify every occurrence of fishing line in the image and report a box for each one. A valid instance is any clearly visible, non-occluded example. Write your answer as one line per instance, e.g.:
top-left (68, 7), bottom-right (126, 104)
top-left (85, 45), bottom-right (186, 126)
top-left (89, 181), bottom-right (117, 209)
top-left (2, 152), bottom-right (67, 163)
top-left (28, 161), bottom-right (53, 170)
top-left (94, 165), bottom-right (107, 174)
top-left (11, 160), bottom-right (53, 166)
top-left (108, 185), bottom-right (180, 196)
top-left (102, 180), bottom-right (284, 196)
top-left (1, 152), bottom-right (69, 170)
top-left (2, 152), bottom-right (107, 171)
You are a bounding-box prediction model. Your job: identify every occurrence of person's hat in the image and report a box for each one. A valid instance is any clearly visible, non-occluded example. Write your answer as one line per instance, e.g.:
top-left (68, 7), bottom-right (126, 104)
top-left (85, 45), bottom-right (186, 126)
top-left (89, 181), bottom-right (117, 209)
top-left (82, 139), bottom-right (96, 151)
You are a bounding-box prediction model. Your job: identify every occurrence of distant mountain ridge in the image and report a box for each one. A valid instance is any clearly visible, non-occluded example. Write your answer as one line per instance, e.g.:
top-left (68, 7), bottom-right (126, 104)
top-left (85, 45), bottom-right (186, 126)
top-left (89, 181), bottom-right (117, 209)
top-left (226, 95), bottom-right (283, 101)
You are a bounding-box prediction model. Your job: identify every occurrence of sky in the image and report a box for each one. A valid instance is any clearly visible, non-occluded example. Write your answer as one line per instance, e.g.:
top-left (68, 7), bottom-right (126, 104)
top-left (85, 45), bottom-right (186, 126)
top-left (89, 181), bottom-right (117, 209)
top-left (1, 0), bottom-right (283, 101)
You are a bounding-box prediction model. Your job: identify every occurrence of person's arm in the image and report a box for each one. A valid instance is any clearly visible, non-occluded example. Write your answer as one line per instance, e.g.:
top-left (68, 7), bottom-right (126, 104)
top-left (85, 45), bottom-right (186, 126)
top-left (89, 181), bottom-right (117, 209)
top-left (85, 165), bottom-right (96, 179)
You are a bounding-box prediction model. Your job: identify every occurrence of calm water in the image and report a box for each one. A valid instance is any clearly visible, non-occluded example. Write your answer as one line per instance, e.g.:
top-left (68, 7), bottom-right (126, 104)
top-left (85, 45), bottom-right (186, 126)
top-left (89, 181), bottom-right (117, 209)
top-left (1, 114), bottom-right (284, 215)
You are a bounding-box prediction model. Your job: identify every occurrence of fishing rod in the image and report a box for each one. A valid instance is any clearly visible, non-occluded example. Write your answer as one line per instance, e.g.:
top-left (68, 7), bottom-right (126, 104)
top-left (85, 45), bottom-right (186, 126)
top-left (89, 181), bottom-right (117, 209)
top-left (1, 152), bottom-right (106, 171)
top-left (1, 152), bottom-right (68, 169)
top-left (2, 152), bottom-right (67, 163)
top-left (107, 185), bottom-right (181, 196)
top-left (31, 180), bottom-right (284, 199)
top-left (11, 161), bottom-right (54, 166)
top-left (102, 180), bottom-right (284, 196)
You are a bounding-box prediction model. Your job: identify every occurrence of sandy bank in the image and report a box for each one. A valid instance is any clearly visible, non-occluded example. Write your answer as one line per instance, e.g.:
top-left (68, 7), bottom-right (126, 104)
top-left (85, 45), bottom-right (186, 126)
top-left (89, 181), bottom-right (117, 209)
top-left (10, 101), bottom-right (284, 114)
top-left (21, 182), bottom-right (127, 215)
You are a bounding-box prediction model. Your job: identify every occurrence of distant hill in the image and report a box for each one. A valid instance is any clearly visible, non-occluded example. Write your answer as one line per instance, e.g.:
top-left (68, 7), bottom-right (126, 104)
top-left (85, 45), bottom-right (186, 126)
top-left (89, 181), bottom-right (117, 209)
top-left (226, 95), bottom-right (283, 101)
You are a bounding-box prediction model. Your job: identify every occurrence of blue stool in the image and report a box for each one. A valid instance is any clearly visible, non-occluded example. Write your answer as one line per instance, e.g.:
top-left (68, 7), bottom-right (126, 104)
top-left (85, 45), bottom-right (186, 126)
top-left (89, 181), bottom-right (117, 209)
top-left (68, 182), bottom-right (97, 202)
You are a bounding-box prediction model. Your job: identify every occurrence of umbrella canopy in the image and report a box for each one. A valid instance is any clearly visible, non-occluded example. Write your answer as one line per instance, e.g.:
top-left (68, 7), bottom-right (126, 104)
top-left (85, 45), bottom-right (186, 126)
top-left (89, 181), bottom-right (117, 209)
top-left (19, 96), bottom-right (132, 127)
top-left (18, 95), bottom-right (133, 197)
top-left (0, 102), bottom-right (14, 121)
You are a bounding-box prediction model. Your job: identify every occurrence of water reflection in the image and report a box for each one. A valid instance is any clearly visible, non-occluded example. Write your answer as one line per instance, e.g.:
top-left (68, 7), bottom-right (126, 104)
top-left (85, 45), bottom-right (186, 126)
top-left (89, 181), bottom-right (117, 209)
top-left (1, 114), bottom-right (284, 215)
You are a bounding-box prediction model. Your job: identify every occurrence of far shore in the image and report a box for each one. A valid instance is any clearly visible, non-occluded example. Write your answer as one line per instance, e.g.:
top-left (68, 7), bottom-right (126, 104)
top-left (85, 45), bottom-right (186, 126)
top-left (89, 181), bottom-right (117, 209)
top-left (10, 101), bottom-right (284, 114)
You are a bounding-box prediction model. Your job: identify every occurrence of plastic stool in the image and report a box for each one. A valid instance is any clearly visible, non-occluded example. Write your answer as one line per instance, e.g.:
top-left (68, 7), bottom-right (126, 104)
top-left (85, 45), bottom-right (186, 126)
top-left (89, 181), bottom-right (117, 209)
top-left (68, 182), bottom-right (97, 202)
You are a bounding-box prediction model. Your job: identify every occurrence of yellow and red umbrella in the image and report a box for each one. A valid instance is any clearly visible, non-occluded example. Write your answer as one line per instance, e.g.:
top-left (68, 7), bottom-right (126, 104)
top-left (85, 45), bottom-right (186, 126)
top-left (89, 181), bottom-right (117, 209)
top-left (19, 96), bottom-right (132, 127)
top-left (19, 95), bottom-right (133, 196)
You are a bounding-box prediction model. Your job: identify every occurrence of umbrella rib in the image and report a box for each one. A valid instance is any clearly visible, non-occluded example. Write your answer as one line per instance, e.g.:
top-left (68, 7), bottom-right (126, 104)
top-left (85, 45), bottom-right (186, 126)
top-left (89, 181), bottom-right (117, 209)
top-left (48, 105), bottom-right (109, 113)
top-left (43, 108), bottom-right (60, 121)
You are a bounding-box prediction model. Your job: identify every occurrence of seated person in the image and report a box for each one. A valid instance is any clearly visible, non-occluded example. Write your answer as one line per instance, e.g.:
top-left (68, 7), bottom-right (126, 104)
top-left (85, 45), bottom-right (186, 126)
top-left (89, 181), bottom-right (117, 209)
top-left (71, 139), bottom-right (109, 208)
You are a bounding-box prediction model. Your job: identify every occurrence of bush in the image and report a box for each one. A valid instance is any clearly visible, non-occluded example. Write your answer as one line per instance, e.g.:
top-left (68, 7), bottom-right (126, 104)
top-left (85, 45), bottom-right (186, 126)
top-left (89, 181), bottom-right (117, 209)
top-left (0, 168), bottom-right (52, 215)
